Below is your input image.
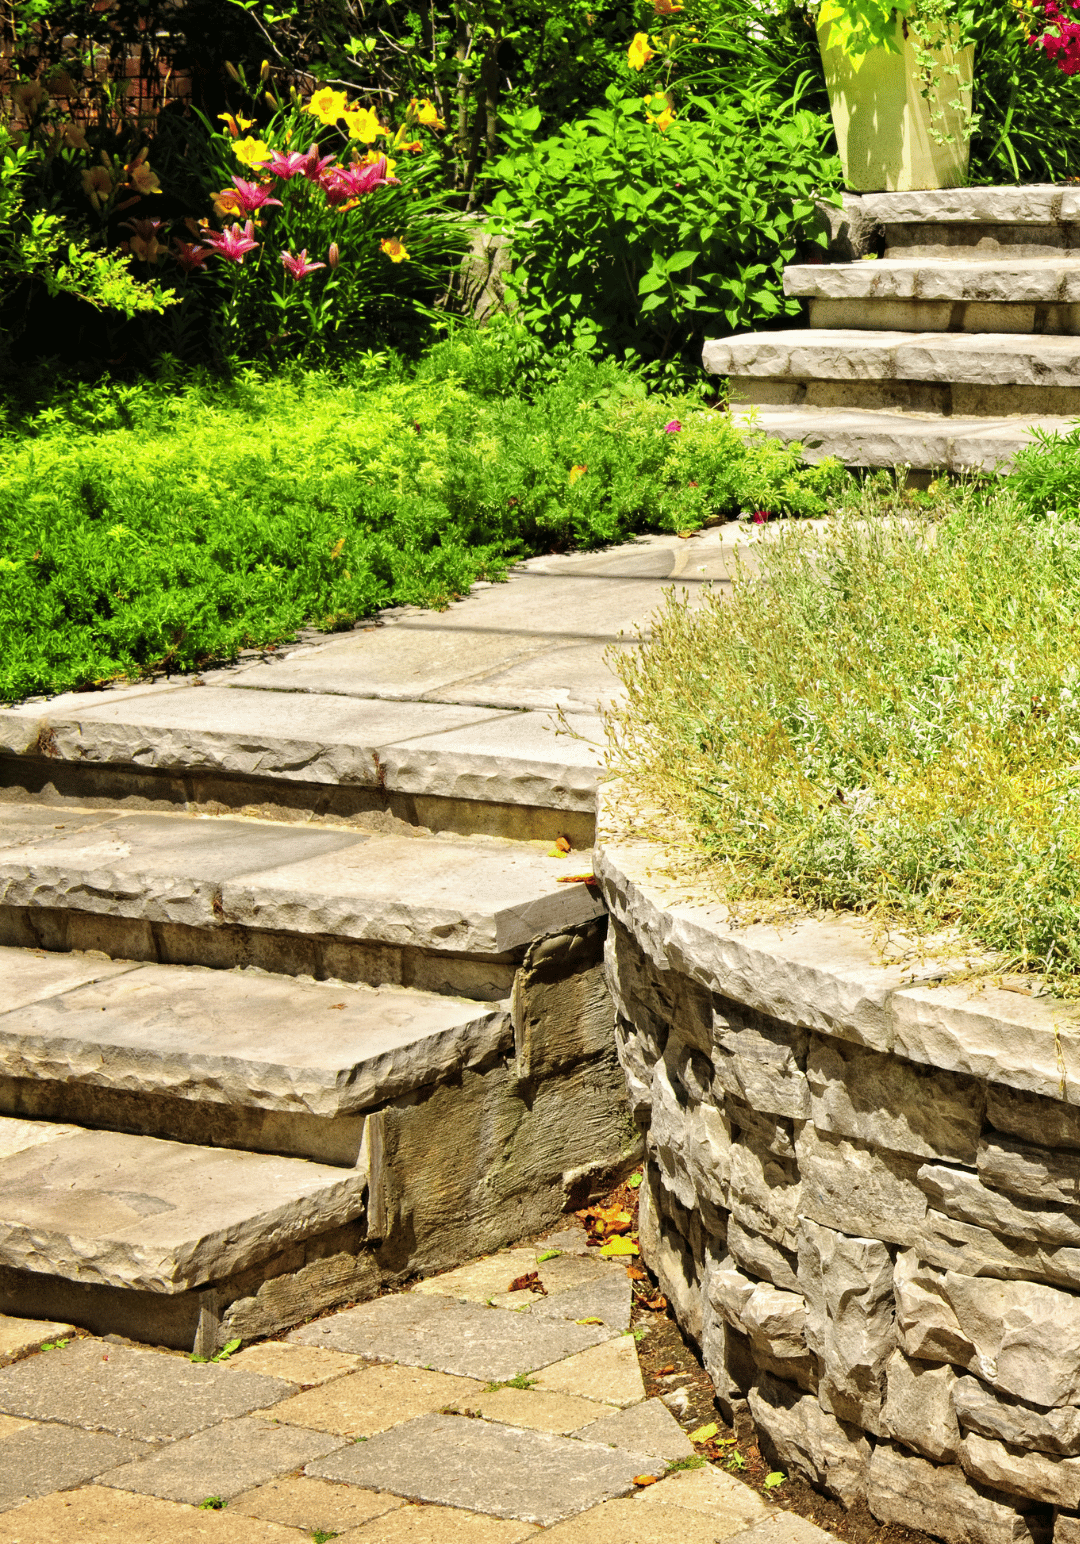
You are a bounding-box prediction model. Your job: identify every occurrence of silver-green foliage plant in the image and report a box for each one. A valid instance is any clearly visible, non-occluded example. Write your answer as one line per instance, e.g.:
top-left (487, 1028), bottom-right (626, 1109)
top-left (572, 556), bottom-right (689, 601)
top-left (603, 485), bottom-right (1080, 990)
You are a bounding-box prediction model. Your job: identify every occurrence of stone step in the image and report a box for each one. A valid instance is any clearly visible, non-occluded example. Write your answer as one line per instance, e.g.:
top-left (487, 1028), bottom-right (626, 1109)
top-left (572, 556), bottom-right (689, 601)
top-left (0, 946), bottom-right (511, 1163)
top-left (785, 258), bottom-right (1080, 334)
top-left (730, 404), bottom-right (1066, 473)
top-left (857, 186), bottom-right (1080, 259)
top-left (0, 1112), bottom-right (370, 1349)
top-left (0, 804), bottom-right (604, 1000)
top-left (706, 328), bottom-right (1080, 417)
top-left (0, 687), bottom-right (604, 849)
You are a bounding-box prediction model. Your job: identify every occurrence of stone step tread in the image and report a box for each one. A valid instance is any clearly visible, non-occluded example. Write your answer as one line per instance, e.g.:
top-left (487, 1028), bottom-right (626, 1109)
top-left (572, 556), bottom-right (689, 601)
top-left (731, 405), bottom-right (1066, 472)
top-left (0, 1114), bottom-right (367, 1292)
top-left (0, 804), bottom-right (603, 955)
top-left (0, 947), bottom-right (510, 1117)
top-left (859, 185), bottom-right (1080, 225)
top-left (785, 258), bottom-right (1080, 303)
top-left (706, 328), bottom-right (1080, 386)
top-left (1, 689), bottom-right (603, 815)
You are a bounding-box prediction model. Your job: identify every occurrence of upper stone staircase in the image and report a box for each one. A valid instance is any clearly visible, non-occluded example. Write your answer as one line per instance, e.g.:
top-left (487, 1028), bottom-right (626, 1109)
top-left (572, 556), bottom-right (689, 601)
top-left (705, 186), bottom-right (1080, 473)
top-left (0, 533), bottom-right (731, 1355)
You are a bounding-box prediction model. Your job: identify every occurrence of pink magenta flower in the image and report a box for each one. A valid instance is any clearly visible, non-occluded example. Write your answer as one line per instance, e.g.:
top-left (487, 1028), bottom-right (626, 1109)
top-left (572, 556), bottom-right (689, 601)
top-left (260, 149), bottom-right (309, 180)
top-left (664, 419), bottom-right (682, 433)
top-left (752, 510), bottom-right (771, 525)
top-left (203, 220), bottom-right (260, 263)
top-left (281, 249), bottom-right (327, 279)
top-left (299, 142), bottom-right (337, 182)
top-left (229, 176), bottom-right (282, 213)
top-left (319, 155), bottom-right (398, 205)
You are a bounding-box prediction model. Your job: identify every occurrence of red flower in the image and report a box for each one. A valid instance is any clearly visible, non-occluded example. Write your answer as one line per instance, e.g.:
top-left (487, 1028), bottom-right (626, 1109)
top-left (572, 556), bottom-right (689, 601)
top-left (260, 149), bottom-right (309, 180)
top-left (172, 239), bottom-right (212, 272)
top-left (298, 142), bottom-right (337, 182)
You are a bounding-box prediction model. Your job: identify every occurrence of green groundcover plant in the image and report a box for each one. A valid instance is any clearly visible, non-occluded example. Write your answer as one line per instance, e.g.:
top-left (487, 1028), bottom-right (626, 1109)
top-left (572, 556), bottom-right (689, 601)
top-left (603, 473), bottom-right (1080, 991)
top-left (0, 336), bottom-right (845, 703)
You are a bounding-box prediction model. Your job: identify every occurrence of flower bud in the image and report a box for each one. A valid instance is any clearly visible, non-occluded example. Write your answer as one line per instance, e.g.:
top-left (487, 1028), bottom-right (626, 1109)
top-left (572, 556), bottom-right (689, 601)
top-left (328, 242), bottom-right (340, 268)
top-left (260, 58), bottom-right (271, 80)
top-left (225, 60), bottom-right (241, 82)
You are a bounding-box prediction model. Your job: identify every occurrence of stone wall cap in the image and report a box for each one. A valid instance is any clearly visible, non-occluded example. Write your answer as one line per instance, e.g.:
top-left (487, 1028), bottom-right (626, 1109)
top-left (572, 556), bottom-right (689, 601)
top-left (860, 187), bottom-right (1079, 225)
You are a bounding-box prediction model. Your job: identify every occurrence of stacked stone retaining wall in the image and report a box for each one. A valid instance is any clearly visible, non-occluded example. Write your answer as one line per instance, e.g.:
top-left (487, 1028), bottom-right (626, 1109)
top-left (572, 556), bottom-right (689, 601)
top-left (597, 803), bottom-right (1080, 1544)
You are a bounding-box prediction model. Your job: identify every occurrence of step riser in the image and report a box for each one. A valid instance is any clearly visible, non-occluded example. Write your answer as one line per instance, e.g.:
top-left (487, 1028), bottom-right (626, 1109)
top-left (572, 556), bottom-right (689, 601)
top-left (1, 757), bottom-right (596, 849)
top-left (732, 376), bottom-right (1080, 418)
top-left (883, 225), bottom-right (1080, 260)
top-left (0, 906), bottom-right (519, 1002)
top-left (809, 297), bottom-right (1080, 335)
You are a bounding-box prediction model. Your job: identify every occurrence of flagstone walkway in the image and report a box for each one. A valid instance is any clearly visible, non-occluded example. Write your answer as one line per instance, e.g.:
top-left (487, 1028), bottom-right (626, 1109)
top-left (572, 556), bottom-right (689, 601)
top-left (0, 1217), bottom-right (834, 1544)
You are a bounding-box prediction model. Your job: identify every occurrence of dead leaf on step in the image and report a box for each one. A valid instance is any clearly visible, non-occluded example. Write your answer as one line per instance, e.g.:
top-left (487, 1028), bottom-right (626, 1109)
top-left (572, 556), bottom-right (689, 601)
top-left (328, 1003), bottom-right (346, 1010)
top-left (509, 1272), bottom-right (547, 1295)
top-left (547, 834), bottom-right (573, 857)
top-left (656, 1363), bottom-right (675, 1375)
top-left (633, 1475), bottom-right (659, 1486)
top-left (626, 1267), bottom-right (648, 1281)
top-left (557, 873), bottom-right (598, 885)
top-left (575, 1317), bottom-right (604, 1325)
top-left (599, 1235), bottom-right (639, 1257)
top-left (689, 1422), bottom-right (719, 1444)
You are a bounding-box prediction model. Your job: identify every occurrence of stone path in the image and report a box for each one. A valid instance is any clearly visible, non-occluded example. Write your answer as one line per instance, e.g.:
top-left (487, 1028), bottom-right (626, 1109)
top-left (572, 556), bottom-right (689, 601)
top-left (0, 1218), bottom-right (835, 1544)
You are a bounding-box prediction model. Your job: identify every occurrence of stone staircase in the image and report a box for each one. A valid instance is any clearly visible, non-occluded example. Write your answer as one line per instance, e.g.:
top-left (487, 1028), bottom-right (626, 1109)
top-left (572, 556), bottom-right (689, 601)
top-left (705, 186), bottom-right (1080, 473)
top-left (0, 536), bottom-right (740, 1354)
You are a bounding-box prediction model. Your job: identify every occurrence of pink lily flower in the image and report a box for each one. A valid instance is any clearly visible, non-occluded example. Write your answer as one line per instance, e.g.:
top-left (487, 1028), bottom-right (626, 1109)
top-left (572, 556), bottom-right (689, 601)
top-left (229, 176), bottom-right (283, 213)
top-left (259, 149), bottom-right (309, 180)
top-left (298, 142), bottom-right (337, 182)
top-left (320, 155), bottom-right (398, 205)
top-left (203, 220), bottom-right (260, 263)
top-left (663, 419), bottom-right (682, 433)
top-left (281, 249), bottom-right (327, 279)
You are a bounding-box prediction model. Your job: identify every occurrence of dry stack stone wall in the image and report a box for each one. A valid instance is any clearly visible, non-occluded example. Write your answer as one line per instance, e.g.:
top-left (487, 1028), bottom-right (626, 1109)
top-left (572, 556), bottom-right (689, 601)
top-left (597, 807), bottom-right (1080, 1544)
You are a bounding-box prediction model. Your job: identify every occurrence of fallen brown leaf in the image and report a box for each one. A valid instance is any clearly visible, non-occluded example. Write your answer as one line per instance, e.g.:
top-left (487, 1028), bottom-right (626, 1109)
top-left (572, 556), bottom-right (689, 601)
top-left (633, 1475), bottom-right (659, 1487)
top-left (509, 1272), bottom-right (547, 1295)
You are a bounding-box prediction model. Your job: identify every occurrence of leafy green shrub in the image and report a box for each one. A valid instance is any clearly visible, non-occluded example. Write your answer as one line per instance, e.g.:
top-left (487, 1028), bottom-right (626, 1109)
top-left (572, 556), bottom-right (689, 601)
top-left (487, 84), bottom-right (840, 369)
top-left (604, 488), bottom-right (1080, 989)
top-left (0, 347), bottom-right (846, 701)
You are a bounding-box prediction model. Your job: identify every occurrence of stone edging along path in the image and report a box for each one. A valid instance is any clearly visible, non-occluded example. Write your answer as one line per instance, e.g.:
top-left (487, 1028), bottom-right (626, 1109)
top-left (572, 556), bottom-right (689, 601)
top-left (595, 784), bottom-right (1080, 1544)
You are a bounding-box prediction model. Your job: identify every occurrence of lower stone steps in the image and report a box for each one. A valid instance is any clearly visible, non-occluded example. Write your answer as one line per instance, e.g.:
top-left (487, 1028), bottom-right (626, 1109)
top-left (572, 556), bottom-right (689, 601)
top-left (0, 803), bottom-right (604, 1000)
top-left (731, 404), bottom-right (1067, 473)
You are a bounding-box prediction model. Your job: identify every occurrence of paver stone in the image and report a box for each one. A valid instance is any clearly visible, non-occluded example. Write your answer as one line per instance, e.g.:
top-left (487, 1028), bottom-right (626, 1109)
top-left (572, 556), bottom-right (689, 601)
top-left (263, 1364), bottom-right (485, 1437)
top-left (532, 1334), bottom-right (646, 1408)
top-left (0, 1315), bottom-right (76, 1368)
top-left (0, 1424), bottom-right (148, 1512)
top-left (537, 1496), bottom-right (744, 1542)
top-left (226, 1342), bottom-right (361, 1386)
top-left (573, 1397), bottom-right (694, 1459)
top-left (229, 1474), bottom-right (405, 1531)
top-left (0, 1485), bottom-right (309, 1542)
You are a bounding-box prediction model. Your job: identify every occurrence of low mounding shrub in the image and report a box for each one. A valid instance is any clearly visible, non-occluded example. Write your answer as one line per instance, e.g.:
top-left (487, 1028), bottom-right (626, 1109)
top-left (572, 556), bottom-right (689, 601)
top-left (603, 487), bottom-right (1080, 989)
top-left (0, 343), bottom-right (846, 702)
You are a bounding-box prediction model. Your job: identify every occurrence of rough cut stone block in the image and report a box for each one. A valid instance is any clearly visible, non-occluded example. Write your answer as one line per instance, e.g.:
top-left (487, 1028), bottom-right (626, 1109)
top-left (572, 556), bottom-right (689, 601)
top-left (785, 258), bottom-right (1080, 306)
top-left (795, 1124), bottom-right (926, 1247)
top-left (987, 1086), bottom-right (1080, 1154)
top-left (0, 945), bottom-right (139, 1014)
top-left (98, 1414), bottom-right (344, 1505)
top-left (961, 1432), bottom-right (1080, 1508)
top-left (0, 1425), bottom-right (148, 1513)
top-left (954, 1374), bottom-right (1080, 1457)
top-left (0, 1124), bottom-right (367, 1292)
top-left (894, 1251), bottom-right (1080, 1407)
top-left (798, 1218), bottom-right (895, 1433)
top-left (918, 1163), bottom-right (1080, 1248)
top-left (0, 1339), bottom-right (294, 1440)
top-left (728, 1131), bottom-right (801, 1254)
top-left (860, 186), bottom-right (1078, 225)
top-left (868, 1440), bottom-right (1044, 1544)
top-left (291, 1292), bottom-right (612, 1384)
top-left (807, 1035), bottom-right (983, 1162)
top-left (919, 1207), bottom-right (1080, 1292)
top-left (307, 1410), bottom-right (665, 1526)
top-left (0, 963), bottom-right (511, 1117)
top-left (712, 1003), bottom-right (810, 1121)
top-left (882, 1349), bottom-right (961, 1462)
top-left (728, 1218), bottom-right (800, 1293)
top-left (748, 1371), bottom-right (871, 1505)
top-left (649, 1046), bottom-right (731, 1222)
top-left (892, 984), bottom-right (1080, 1108)
top-left (1057, 1516), bottom-right (1080, 1544)
top-left (980, 1135), bottom-right (1080, 1208)
top-left (637, 1168), bottom-right (706, 1344)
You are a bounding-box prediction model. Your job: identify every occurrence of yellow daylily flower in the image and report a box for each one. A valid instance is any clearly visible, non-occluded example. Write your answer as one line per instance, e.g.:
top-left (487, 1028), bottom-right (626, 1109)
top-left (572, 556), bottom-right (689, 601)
top-left (408, 96), bottom-right (445, 128)
top-left (344, 105), bottom-right (382, 143)
top-left (380, 237), bottom-right (409, 263)
top-left (627, 32), bottom-right (655, 69)
top-left (306, 86), bottom-right (348, 125)
top-left (364, 148), bottom-right (397, 175)
top-left (217, 112), bottom-right (255, 136)
top-left (233, 136), bottom-right (272, 168)
top-left (646, 104), bottom-right (675, 130)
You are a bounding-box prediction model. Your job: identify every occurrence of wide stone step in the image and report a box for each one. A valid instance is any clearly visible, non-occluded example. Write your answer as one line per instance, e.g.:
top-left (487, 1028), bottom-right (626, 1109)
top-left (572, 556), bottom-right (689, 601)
top-left (785, 258), bottom-right (1080, 335)
top-left (706, 329), bottom-right (1080, 418)
top-left (730, 404), bottom-right (1066, 473)
top-left (0, 804), bottom-right (603, 1000)
top-left (858, 186), bottom-right (1080, 259)
top-left (0, 687), bottom-right (603, 849)
top-left (0, 946), bottom-right (510, 1162)
top-left (0, 1113), bottom-right (370, 1347)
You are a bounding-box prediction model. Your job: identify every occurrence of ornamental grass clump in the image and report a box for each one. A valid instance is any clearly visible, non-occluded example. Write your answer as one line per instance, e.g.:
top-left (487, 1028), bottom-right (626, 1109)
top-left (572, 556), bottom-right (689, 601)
top-left (604, 492), bottom-right (1080, 988)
